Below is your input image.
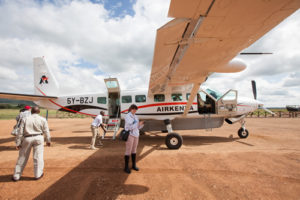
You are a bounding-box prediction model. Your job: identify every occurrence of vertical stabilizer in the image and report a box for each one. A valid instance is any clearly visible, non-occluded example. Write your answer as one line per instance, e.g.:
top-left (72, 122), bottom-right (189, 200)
top-left (34, 57), bottom-right (59, 96)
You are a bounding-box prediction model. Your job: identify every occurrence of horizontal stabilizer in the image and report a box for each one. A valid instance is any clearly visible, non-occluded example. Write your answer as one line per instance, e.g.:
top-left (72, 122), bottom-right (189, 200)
top-left (0, 92), bottom-right (57, 101)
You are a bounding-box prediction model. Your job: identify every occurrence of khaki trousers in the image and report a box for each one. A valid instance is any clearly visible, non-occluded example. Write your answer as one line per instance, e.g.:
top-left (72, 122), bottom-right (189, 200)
top-left (125, 135), bottom-right (139, 155)
top-left (90, 126), bottom-right (101, 147)
top-left (13, 135), bottom-right (44, 180)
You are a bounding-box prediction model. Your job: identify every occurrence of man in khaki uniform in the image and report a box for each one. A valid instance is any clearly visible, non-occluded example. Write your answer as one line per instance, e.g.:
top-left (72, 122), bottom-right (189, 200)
top-left (12, 106), bottom-right (51, 181)
top-left (90, 111), bottom-right (107, 150)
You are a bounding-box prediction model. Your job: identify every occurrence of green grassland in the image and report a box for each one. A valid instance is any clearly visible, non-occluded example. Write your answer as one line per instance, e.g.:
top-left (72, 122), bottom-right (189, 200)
top-left (0, 109), bottom-right (88, 120)
top-left (250, 108), bottom-right (288, 116)
top-left (0, 109), bottom-right (55, 120)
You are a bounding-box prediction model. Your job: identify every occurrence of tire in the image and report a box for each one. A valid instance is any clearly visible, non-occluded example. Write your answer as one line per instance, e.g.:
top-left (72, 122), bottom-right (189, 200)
top-left (238, 128), bottom-right (249, 138)
top-left (165, 133), bottom-right (183, 149)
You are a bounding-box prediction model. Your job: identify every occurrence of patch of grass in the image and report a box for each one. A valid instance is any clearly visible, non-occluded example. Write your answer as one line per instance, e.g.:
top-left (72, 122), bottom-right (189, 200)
top-left (0, 109), bottom-right (54, 120)
top-left (0, 109), bottom-right (20, 120)
top-left (0, 109), bottom-right (89, 120)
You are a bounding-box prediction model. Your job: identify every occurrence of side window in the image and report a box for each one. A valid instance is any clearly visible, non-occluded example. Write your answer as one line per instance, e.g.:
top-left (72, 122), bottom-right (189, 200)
top-left (97, 97), bottom-right (106, 104)
top-left (154, 94), bottom-right (165, 102)
top-left (172, 93), bottom-right (183, 101)
top-left (222, 90), bottom-right (237, 101)
top-left (186, 93), bottom-right (190, 100)
top-left (122, 95), bottom-right (132, 103)
top-left (199, 92), bottom-right (207, 102)
top-left (135, 95), bottom-right (146, 103)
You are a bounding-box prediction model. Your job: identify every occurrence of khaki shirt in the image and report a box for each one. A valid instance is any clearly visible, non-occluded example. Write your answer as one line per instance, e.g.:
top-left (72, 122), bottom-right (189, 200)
top-left (16, 114), bottom-right (51, 146)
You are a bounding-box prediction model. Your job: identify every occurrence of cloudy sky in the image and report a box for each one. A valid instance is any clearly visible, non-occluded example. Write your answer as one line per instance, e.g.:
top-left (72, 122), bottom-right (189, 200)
top-left (0, 0), bottom-right (299, 107)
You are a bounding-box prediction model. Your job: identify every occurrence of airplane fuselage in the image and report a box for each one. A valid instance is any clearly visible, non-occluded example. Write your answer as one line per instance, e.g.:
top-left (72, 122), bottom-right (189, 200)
top-left (35, 87), bottom-right (260, 121)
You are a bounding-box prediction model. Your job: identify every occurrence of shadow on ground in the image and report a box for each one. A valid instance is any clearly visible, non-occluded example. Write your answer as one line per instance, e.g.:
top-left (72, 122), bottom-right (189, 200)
top-left (50, 134), bottom-right (240, 147)
top-left (32, 133), bottom-right (242, 199)
top-left (34, 149), bottom-right (149, 199)
top-left (0, 175), bottom-right (36, 182)
top-left (0, 137), bottom-right (14, 145)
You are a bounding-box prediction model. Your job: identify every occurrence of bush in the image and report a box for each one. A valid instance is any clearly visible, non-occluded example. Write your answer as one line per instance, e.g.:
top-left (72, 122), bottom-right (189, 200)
top-left (0, 104), bottom-right (14, 109)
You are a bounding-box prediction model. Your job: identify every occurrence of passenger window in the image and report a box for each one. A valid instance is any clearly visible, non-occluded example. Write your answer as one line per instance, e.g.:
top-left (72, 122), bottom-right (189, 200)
top-left (122, 96), bottom-right (132, 103)
top-left (154, 94), bottom-right (165, 102)
top-left (172, 93), bottom-right (183, 101)
top-left (135, 95), bottom-right (146, 103)
top-left (186, 93), bottom-right (190, 100)
top-left (97, 97), bottom-right (107, 104)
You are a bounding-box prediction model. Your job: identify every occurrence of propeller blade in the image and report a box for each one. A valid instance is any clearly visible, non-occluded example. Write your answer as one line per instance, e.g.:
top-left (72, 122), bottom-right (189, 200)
top-left (251, 80), bottom-right (257, 100)
top-left (240, 52), bottom-right (273, 55)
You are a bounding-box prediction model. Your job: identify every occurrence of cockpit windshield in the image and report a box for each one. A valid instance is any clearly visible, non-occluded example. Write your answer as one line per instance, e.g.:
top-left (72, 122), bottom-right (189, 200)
top-left (205, 88), bottom-right (223, 100)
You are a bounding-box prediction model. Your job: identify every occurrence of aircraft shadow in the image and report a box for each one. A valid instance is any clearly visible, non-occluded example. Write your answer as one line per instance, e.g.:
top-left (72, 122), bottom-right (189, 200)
top-left (51, 136), bottom-right (91, 145)
top-left (137, 134), bottom-right (240, 149)
top-left (34, 143), bottom-right (149, 199)
top-left (51, 134), bottom-right (239, 148)
top-left (72, 130), bottom-right (90, 133)
top-left (33, 133), bottom-right (241, 199)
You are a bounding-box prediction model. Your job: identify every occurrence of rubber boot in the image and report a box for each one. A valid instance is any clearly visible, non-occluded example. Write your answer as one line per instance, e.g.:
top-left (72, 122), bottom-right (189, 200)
top-left (131, 153), bottom-right (139, 171)
top-left (124, 155), bottom-right (131, 174)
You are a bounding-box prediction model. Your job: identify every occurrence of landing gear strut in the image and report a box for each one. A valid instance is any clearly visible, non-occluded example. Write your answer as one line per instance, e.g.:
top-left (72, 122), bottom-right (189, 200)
top-left (164, 119), bottom-right (183, 149)
top-left (238, 119), bottom-right (249, 138)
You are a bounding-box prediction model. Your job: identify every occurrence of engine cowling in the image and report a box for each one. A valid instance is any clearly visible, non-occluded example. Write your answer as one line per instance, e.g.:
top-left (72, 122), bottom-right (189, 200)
top-left (213, 59), bottom-right (246, 73)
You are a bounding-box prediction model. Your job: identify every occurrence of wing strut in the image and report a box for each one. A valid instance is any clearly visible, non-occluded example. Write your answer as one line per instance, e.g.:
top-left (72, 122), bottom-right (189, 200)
top-left (157, 0), bottom-right (215, 93)
top-left (183, 82), bottom-right (200, 117)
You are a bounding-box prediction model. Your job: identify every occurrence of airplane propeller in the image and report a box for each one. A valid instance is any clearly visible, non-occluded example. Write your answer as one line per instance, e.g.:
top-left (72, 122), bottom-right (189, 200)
top-left (251, 80), bottom-right (275, 115)
top-left (251, 80), bottom-right (257, 100)
top-left (240, 52), bottom-right (273, 55)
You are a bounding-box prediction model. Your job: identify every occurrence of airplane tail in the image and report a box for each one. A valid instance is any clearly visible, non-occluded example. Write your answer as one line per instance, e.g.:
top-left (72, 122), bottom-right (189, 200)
top-left (34, 57), bottom-right (59, 96)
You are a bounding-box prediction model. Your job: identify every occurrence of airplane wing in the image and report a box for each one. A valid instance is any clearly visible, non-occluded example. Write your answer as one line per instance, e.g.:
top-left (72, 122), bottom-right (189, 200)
top-left (148, 0), bottom-right (300, 96)
top-left (0, 92), bottom-right (58, 101)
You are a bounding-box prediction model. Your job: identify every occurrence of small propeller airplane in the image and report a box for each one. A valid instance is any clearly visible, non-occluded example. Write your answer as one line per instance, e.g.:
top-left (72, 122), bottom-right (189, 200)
top-left (1, 0), bottom-right (299, 149)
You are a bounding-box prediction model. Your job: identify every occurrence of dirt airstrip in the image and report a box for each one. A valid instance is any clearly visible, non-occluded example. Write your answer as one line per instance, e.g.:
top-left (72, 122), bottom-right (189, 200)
top-left (0, 118), bottom-right (299, 200)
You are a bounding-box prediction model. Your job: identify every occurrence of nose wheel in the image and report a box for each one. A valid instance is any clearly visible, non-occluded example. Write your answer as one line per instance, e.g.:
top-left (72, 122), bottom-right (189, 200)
top-left (238, 118), bottom-right (249, 138)
top-left (238, 128), bottom-right (249, 138)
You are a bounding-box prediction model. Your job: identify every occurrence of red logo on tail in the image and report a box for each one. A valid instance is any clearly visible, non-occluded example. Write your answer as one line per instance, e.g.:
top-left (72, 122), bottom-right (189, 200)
top-left (39, 75), bottom-right (48, 84)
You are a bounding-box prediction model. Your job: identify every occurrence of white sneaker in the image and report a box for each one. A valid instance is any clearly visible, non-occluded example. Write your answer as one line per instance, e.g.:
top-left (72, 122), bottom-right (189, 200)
top-left (90, 146), bottom-right (97, 150)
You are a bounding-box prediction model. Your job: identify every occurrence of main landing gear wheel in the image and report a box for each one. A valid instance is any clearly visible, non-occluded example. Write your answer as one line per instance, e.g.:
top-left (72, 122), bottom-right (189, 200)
top-left (165, 133), bottom-right (183, 149)
top-left (238, 128), bottom-right (249, 138)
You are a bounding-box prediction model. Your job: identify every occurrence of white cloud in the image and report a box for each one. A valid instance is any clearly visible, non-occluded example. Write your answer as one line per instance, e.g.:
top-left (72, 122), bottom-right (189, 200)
top-left (283, 72), bottom-right (300, 87)
top-left (0, 66), bottom-right (18, 80)
top-left (0, 0), bottom-right (299, 107)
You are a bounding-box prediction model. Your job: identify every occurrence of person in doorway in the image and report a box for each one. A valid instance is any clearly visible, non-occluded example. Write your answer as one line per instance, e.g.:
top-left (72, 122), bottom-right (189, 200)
top-left (12, 106), bottom-right (51, 181)
top-left (124, 104), bottom-right (144, 174)
top-left (90, 111), bottom-right (107, 150)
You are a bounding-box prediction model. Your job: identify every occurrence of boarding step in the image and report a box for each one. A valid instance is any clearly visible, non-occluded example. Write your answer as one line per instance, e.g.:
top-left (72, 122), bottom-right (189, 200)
top-left (103, 118), bottom-right (121, 140)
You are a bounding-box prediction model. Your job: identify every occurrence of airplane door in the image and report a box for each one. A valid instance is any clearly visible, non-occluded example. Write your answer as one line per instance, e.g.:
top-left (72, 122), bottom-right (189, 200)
top-left (197, 90), bottom-right (217, 114)
top-left (104, 78), bottom-right (120, 118)
top-left (216, 90), bottom-right (237, 116)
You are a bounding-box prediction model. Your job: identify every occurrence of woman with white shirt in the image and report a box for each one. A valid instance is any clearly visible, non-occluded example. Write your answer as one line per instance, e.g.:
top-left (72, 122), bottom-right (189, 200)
top-left (124, 104), bottom-right (144, 174)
